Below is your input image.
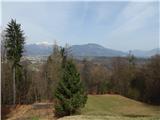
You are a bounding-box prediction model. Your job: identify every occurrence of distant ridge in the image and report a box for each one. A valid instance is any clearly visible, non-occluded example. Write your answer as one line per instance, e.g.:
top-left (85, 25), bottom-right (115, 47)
top-left (132, 48), bottom-right (160, 57)
top-left (24, 43), bottom-right (53, 56)
top-left (24, 43), bottom-right (159, 57)
top-left (70, 43), bottom-right (126, 57)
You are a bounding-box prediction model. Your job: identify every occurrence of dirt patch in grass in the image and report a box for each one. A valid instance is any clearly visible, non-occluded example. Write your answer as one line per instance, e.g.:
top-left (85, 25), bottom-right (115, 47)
top-left (3, 104), bottom-right (56, 120)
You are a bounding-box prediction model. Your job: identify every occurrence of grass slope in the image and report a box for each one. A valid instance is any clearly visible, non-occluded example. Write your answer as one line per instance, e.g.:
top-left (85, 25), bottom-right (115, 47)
top-left (59, 94), bottom-right (160, 120)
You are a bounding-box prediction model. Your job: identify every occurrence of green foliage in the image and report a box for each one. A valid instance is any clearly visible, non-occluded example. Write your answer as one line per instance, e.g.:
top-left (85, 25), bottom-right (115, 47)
top-left (4, 19), bottom-right (25, 104)
top-left (97, 81), bottom-right (109, 94)
top-left (54, 60), bottom-right (87, 117)
top-left (5, 19), bottom-right (25, 66)
top-left (31, 117), bottom-right (39, 120)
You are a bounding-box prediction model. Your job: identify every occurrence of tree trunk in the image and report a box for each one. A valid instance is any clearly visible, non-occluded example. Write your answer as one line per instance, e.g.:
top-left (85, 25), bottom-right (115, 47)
top-left (13, 66), bottom-right (16, 105)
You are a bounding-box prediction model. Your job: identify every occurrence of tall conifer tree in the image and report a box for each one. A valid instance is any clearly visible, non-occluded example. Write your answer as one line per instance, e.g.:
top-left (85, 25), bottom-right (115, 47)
top-left (5, 19), bottom-right (25, 105)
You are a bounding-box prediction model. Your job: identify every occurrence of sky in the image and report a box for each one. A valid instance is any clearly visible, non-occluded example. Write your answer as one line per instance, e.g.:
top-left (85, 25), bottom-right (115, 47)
top-left (1, 1), bottom-right (159, 51)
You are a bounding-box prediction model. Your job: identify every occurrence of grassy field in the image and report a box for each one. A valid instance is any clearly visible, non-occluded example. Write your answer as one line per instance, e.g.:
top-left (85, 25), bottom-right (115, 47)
top-left (59, 94), bottom-right (160, 120)
top-left (5, 94), bottom-right (160, 120)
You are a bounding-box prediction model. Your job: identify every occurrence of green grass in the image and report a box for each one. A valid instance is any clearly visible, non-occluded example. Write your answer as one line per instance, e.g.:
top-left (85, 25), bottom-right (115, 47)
top-left (31, 116), bottom-right (39, 120)
top-left (59, 94), bottom-right (160, 120)
top-left (59, 115), bottom-right (160, 120)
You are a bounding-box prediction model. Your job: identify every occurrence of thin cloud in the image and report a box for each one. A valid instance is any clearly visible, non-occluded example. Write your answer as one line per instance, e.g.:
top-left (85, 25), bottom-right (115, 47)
top-left (105, 2), bottom-right (158, 47)
top-left (1, 1), bottom-right (159, 51)
top-left (110, 2), bottom-right (156, 35)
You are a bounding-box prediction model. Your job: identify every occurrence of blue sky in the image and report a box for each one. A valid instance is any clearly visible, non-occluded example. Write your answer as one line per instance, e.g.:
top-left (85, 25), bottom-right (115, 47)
top-left (1, 1), bottom-right (159, 51)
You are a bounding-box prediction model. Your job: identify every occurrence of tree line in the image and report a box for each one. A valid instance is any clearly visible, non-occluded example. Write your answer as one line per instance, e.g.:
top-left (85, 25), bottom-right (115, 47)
top-left (1, 19), bottom-right (160, 117)
top-left (80, 54), bottom-right (160, 105)
top-left (1, 19), bottom-right (87, 117)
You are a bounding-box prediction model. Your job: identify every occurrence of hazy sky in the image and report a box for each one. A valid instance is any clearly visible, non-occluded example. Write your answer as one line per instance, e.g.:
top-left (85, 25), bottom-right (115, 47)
top-left (1, 1), bottom-right (159, 51)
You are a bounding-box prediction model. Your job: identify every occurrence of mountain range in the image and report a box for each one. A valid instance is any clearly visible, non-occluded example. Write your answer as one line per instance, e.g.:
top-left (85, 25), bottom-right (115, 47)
top-left (24, 43), bottom-right (159, 58)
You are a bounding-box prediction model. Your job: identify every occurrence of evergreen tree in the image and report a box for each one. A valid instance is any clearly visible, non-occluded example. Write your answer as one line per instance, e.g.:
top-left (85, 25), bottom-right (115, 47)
top-left (4, 19), bottom-right (25, 105)
top-left (54, 60), bottom-right (87, 117)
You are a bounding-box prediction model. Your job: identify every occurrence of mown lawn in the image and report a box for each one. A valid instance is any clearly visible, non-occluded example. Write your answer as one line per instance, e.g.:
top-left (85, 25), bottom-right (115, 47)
top-left (59, 94), bottom-right (160, 120)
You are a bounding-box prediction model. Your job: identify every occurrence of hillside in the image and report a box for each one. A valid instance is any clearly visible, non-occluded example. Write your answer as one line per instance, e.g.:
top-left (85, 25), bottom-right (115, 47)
top-left (24, 43), bottom-right (126, 57)
top-left (70, 43), bottom-right (126, 57)
top-left (24, 43), bottom-right (159, 57)
top-left (4, 95), bottom-right (160, 120)
top-left (132, 48), bottom-right (160, 57)
top-left (59, 95), bottom-right (160, 120)
top-left (24, 43), bottom-right (53, 56)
